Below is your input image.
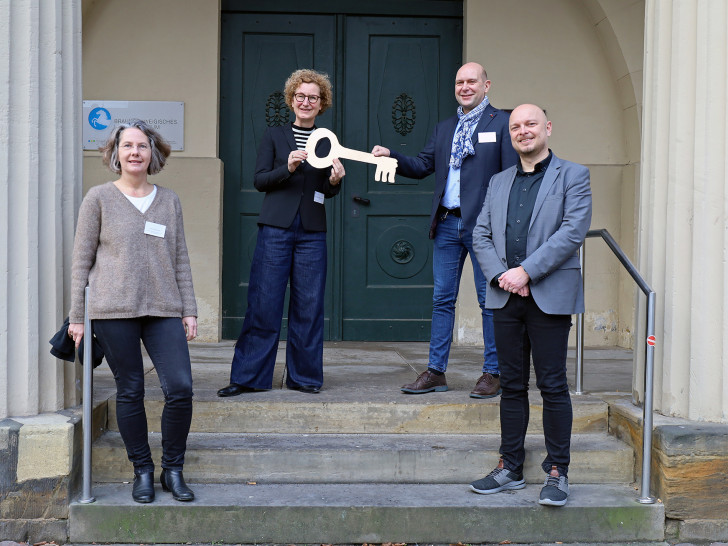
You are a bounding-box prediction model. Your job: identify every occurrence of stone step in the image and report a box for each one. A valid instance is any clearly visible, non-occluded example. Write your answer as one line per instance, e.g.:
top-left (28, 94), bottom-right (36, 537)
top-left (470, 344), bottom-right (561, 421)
top-left (105, 392), bottom-right (610, 434)
top-left (92, 431), bottom-right (634, 484)
top-left (69, 482), bottom-right (664, 544)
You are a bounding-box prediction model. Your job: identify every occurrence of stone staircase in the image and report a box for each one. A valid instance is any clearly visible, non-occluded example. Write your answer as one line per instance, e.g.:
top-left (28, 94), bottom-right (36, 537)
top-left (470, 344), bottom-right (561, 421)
top-left (69, 342), bottom-right (664, 544)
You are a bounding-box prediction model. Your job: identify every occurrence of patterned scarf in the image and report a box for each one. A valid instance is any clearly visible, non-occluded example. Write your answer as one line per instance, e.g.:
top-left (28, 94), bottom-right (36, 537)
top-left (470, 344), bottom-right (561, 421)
top-left (449, 97), bottom-right (489, 169)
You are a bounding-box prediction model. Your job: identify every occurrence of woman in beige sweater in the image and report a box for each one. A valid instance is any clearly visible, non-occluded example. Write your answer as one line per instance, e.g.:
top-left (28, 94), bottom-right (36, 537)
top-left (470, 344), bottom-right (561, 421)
top-left (68, 120), bottom-right (197, 504)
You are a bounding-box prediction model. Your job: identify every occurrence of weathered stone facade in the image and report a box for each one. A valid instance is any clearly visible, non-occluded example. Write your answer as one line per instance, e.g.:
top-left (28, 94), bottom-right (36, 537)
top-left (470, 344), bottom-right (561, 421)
top-left (0, 412), bottom-right (83, 543)
top-left (610, 398), bottom-right (728, 539)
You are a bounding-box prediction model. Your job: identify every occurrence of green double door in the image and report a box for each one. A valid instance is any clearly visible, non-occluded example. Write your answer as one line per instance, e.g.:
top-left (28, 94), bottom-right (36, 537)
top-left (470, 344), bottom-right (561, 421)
top-left (220, 7), bottom-right (462, 341)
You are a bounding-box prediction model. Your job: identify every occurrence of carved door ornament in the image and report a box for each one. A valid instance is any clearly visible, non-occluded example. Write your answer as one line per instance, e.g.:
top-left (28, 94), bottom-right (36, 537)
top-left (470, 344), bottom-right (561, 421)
top-left (265, 91), bottom-right (290, 127)
top-left (392, 93), bottom-right (416, 136)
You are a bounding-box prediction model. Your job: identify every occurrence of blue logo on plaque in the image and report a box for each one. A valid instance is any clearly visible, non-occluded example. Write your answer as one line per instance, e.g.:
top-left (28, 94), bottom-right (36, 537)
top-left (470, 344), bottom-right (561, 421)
top-left (89, 107), bottom-right (112, 130)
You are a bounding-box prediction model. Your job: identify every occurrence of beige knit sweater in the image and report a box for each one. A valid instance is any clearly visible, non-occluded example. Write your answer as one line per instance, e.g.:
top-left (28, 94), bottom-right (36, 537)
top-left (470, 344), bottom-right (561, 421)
top-left (69, 182), bottom-right (197, 323)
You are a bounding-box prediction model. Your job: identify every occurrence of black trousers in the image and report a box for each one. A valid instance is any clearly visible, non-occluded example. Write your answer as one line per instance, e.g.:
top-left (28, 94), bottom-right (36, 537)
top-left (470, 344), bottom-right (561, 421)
top-left (94, 317), bottom-right (193, 474)
top-left (493, 294), bottom-right (573, 476)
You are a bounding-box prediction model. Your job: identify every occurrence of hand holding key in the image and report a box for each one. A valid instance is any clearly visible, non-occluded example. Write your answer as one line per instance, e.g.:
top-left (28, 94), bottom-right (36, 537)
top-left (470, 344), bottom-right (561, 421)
top-left (305, 128), bottom-right (398, 183)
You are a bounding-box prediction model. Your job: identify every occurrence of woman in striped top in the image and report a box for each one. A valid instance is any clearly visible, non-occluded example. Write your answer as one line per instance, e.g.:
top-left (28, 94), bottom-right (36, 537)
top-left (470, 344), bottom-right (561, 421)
top-left (218, 69), bottom-right (344, 397)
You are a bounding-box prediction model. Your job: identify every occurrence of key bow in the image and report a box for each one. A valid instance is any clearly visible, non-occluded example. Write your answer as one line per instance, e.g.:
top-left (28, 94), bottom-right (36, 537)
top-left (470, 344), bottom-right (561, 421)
top-left (305, 128), bottom-right (397, 183)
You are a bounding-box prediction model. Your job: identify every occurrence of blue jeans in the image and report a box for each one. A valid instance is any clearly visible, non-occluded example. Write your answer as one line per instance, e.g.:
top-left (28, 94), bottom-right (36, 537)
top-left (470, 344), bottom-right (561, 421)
top-left (230, 212), bottom-right (327, 390)
top-left (429, 212), bottom-right (498, 374)
top-left (93, 317), bottom-right (193, 474)
top-left (494, 295), bottom-right (573, 476)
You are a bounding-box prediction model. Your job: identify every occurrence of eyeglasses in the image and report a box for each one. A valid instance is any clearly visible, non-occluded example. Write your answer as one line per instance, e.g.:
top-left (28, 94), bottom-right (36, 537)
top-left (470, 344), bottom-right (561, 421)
top-left (294, 93), bottom-right (320, 105)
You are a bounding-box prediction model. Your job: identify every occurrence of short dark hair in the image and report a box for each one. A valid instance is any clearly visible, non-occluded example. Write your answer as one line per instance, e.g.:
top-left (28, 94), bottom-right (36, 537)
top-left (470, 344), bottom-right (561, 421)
top-left (100, 119), bottom-right (172, 175)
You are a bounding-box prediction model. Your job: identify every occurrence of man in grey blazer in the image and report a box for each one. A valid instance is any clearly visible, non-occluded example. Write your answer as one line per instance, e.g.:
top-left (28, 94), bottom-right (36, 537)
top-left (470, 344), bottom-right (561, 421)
top-left (469, 104), bottom-right (592, 506)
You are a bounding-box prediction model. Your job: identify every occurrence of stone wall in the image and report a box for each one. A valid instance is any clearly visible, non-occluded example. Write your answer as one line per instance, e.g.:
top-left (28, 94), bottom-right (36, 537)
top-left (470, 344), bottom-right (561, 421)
top-left (0, 411), bottom-right (84, 543)
top-left (609, 398), bottom-right (728, 540)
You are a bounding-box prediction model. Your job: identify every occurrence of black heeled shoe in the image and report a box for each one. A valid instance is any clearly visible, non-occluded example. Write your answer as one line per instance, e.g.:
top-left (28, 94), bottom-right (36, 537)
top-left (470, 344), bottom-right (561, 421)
top-left (217, 383), bottom-right (256, 397)
top-left (132, 471), bottom-right (155, 503)
top-left (287, 383), bottom-right (321, 393)
top-left (160, 469), bottom-right (195, 502)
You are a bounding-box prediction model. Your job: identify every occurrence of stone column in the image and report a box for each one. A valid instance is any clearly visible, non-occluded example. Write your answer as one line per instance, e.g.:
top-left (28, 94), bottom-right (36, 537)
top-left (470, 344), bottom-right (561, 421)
top-left (637, 0), bottom-right (728, 422)
top-left (0, 0), bottom-right (82, 419)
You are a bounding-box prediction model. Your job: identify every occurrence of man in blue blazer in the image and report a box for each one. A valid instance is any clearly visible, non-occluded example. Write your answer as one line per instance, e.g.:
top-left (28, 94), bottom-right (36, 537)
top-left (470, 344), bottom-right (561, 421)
top-left (469, 104), bottom-right (592, 506)
top-left (373, 62), bottom-right (518, 397)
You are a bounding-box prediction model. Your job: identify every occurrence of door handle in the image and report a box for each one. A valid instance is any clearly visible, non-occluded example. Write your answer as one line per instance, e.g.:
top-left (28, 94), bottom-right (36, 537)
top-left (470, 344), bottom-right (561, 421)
top-left (353, 195), bottom-right (371, 205)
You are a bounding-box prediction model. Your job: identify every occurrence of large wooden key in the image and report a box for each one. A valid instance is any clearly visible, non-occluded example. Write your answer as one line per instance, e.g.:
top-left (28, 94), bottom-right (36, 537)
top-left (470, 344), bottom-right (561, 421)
top-left (305, 128), bottom-right (398, 183)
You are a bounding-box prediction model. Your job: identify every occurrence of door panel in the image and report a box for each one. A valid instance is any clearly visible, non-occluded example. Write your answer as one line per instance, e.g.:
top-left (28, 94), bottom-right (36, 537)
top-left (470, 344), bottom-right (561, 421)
top-left (341, 16), bottom-right (462, 340)
top-left (220, 14), bottom-right (336, 339)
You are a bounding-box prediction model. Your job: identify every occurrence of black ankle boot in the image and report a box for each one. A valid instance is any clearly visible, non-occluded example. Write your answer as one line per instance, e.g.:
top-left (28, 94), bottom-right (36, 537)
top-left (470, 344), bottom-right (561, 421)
top-left (132, 471), bottom-right (155, 503)
top-left (160, 469), bottom-right (195, 501)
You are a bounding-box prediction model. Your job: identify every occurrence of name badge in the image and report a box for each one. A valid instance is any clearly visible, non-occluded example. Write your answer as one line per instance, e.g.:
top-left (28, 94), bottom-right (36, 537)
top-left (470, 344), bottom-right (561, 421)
top-left (313, 191), bottom-right (325, 204)
top-left (144, 221), bottom-right (166, 238)
top-left (478, 131), bottom-right (497, 143)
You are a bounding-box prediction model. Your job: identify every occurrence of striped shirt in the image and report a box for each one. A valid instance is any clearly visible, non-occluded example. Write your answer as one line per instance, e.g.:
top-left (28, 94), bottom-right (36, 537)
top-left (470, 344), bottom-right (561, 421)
top-left (292, 124), bottom-right (315, 150)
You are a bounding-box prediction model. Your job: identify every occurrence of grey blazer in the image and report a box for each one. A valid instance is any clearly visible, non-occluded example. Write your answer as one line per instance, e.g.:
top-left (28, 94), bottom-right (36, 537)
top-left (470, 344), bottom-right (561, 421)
top-left (472, 153), bottom-right (592, 315)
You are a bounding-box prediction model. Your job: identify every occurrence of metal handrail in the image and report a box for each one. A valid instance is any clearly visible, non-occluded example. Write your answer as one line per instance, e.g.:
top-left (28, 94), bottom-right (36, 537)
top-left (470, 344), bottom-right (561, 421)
top-left (79, 286), bottom-right (96, 504)
top-left (77, 232), bottom-right (655, 504)
top-left (575, 228), bottom-right (656, 504)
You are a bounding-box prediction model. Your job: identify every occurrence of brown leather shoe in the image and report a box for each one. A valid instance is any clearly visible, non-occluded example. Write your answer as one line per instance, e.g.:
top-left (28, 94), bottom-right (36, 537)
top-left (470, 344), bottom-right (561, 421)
top-left (470, 372), bottom-right (502, 399)
top-left (401, 370), bottom-right (448, 394)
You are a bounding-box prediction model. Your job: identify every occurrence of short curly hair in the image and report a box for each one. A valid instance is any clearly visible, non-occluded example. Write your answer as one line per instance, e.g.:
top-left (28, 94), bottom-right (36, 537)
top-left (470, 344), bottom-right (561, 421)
top-left (99, 119), bottom-right (172, 175)
top-left (283, 69), bottom-right (333, 115)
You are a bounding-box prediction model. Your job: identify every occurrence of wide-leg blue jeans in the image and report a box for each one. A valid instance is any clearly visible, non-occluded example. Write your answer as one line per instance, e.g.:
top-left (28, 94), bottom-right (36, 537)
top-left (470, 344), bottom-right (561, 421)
top-left (93, 316), bottom-right (193, 474)
top-left (429, 212), bottom-right (498, 374)
top-left (230, 212), bottom-right (326, 390)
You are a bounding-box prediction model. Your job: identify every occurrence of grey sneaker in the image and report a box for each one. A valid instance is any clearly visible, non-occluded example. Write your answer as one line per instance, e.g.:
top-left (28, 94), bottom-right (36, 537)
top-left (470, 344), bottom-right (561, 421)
top-left (469, 459), bottom-right (525, 494)
top-left (539, 466), bottom-right (569, 506)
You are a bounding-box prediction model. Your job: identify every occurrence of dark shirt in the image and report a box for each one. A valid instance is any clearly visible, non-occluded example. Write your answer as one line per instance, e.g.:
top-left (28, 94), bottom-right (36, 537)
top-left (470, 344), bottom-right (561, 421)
top-left (505, 150), bottom-right (553, 269)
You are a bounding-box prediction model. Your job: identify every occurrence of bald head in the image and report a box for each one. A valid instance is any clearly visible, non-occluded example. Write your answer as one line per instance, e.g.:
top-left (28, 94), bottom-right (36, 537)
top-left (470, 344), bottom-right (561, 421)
top-left (510, 104), bottom-right (547, 125)
top-left (509, 104), bottom-right (552, 168)
top-left (455, 62), bottom-right (491, 113)
top-left (459, 62), bottom-right (488, 81)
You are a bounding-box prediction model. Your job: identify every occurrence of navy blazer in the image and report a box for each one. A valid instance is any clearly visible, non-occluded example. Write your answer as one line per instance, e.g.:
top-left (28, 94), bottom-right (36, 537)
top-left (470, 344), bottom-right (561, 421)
top-left (390, 103), bottom-right (518, 238)
top-left (472, 154), bottom-right (593, 315)
top-left (254, 123), bottom-right (341, 232)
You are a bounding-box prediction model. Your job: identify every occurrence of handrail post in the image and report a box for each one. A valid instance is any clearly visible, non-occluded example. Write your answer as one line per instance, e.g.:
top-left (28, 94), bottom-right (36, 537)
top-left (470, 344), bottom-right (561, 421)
top-left (79, 286), bottom-right (96, 504)
top-left (638, 291), bottom-right (657, 504)
top-left (583, 229), bottom-right (656, 503)
top-left (574, 242), bottom-right (586, 395)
